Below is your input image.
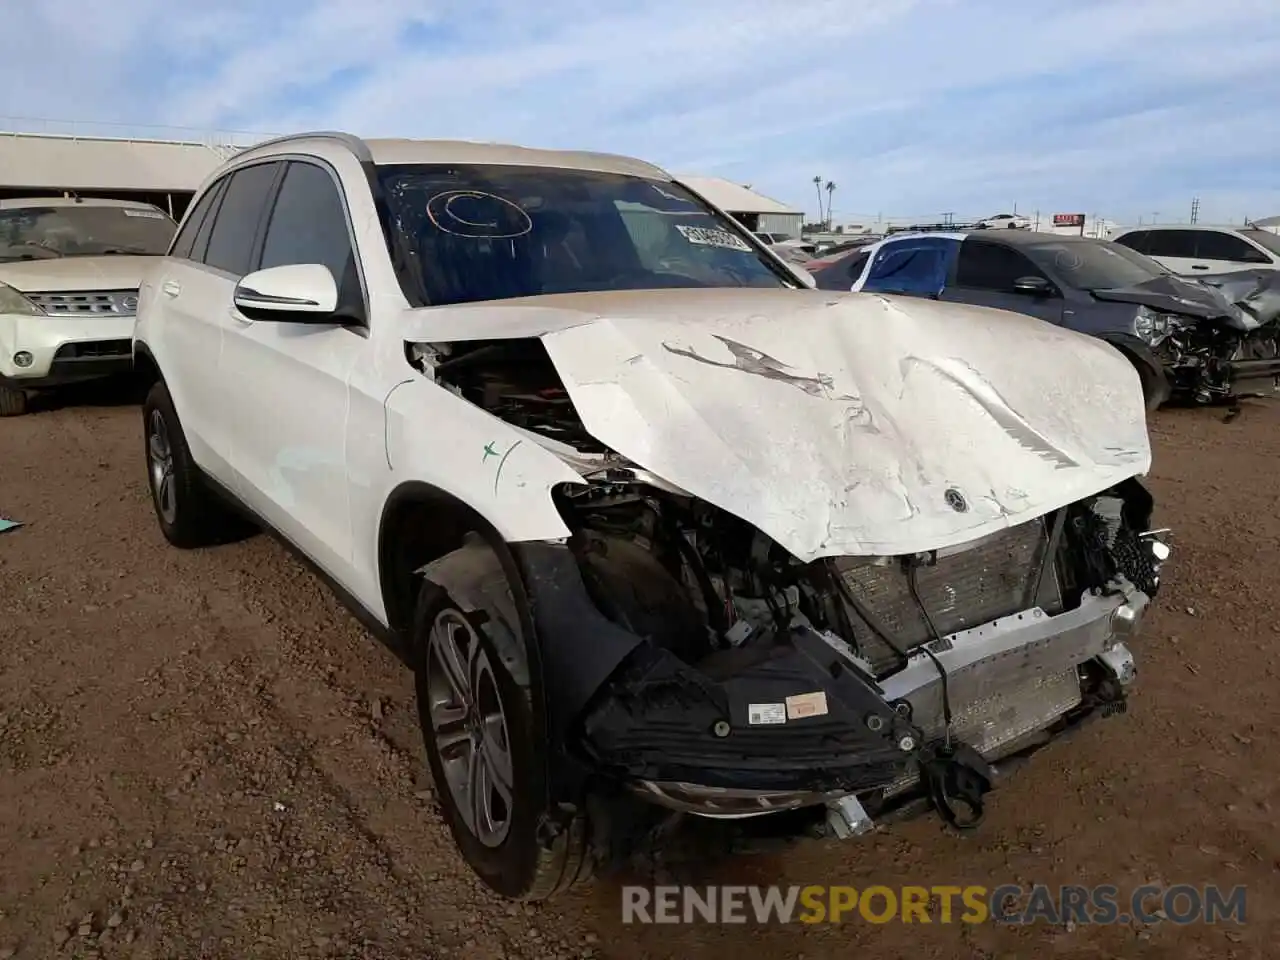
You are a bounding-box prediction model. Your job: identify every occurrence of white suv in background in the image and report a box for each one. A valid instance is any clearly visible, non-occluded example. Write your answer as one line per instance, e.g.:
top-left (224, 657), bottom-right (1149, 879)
top-left (1110, 224), bottom-right (1280, 276)
top-left (131, 131), bottom-right (1166, 902)
top-left (0, 196), bottom-right (177, 415)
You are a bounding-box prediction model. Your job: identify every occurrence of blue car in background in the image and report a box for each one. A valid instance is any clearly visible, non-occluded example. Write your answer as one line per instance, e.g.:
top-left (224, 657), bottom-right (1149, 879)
top-left (811, 230), bottom-right (1280, 409)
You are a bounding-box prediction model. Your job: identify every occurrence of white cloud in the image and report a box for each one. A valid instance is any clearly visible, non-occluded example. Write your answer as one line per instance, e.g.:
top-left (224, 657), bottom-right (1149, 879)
top-left (1, 0), bottom-right (1278, 222)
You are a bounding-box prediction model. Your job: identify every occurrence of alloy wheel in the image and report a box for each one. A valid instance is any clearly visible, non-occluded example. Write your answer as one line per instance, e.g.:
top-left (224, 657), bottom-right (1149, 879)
top-left (147, 409), bottom-right (177, 525)
top-left (425, 608), bottom-right (515, 848)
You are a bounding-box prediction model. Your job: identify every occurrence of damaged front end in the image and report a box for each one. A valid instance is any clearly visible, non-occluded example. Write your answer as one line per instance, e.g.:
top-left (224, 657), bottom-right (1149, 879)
top-left (561, 473), bottom-right (1168, 835)
top-left (415, 324), bottom-right (1171, 847)
top-left (1139, 308), bottom-right (1280, 403)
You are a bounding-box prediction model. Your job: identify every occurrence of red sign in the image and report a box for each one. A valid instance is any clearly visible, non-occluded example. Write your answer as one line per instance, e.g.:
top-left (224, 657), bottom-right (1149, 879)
top-left (1053, 213), bottom-right (1086, 227)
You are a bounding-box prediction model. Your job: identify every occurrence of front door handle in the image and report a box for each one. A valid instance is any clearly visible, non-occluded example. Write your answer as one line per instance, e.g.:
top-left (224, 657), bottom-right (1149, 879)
top-left (162, 279), bottom-right (182, 297)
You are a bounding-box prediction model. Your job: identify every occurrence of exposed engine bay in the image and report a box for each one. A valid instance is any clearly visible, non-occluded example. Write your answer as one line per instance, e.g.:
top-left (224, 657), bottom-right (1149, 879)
top-left (1142, 269), bottom-right (1280, 403)
top-left (411, 338), bottom-right (609, 453)
top-left (411, 336), bottom-right (1170, 834)
top-left (1151, 318), bottom-right (1280, 403)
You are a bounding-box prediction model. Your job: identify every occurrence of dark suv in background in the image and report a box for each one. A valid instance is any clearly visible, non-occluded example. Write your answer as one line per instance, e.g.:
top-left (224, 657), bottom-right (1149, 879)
top-left (812, 230), bottom-right (1280, 409)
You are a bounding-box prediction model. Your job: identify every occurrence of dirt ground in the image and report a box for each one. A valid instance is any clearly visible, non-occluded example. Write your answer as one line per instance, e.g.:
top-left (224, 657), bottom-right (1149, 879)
top-left (2, 384), bottom-right (1278, 960)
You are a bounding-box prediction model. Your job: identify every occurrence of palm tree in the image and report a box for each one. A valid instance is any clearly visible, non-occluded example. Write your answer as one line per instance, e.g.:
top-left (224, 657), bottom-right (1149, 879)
top-left (824, 180), bottom-right (837, 228)
top-left (812, 175), bottom-right (824, 224)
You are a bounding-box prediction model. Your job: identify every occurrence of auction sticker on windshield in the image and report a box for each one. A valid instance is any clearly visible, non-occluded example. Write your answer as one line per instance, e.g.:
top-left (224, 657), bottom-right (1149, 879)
top-left (123, 209), bottom-right (167, 219)
top-left (675, 224), bottom-right (752, 251)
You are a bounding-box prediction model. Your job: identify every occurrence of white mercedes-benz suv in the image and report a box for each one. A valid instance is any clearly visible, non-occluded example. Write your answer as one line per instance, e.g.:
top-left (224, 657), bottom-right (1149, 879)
top-left (0, 196), bottom-right (176, 415)
top-left (133, 132), bottom-right (1169, 900)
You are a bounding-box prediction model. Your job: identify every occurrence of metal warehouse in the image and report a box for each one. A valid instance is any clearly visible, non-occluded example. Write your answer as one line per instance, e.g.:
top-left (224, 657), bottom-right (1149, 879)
top-left (0, 131), bottom-right (240, 219)
top-left (0, 129), bottom-right (805, 239)
top-left (678, 175), bottom-right (804, 238)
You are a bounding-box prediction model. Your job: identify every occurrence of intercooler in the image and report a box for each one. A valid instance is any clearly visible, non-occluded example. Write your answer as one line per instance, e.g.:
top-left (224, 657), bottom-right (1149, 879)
top-left (831, 517), bottom-right (1063, 677)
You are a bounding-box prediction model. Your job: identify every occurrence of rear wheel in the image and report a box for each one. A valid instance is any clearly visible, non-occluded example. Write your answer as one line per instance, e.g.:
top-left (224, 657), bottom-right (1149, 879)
top-left (412, 539), bottom-right (592, 900)
top-left (142, 381), bottom-right (254, 547)
top-left (0, 384), bottom-right (28, 417)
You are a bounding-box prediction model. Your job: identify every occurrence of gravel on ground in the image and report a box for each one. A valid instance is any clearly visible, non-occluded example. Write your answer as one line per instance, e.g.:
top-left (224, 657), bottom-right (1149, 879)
top-left (2, 385), bottom-right (1277, 959)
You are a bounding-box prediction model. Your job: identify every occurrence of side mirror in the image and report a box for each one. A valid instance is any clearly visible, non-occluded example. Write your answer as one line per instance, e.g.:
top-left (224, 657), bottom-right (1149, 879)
top-left (1013, 275), bottom-right (1051, 296)
top-left (233, 264), bottom-right (339, 322)
top-left (789, 264), bottom-right (818, 289)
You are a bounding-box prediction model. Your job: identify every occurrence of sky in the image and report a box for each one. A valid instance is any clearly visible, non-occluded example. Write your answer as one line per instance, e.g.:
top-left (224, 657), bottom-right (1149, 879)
top-left (2, 0), bottom-right (1279, 226)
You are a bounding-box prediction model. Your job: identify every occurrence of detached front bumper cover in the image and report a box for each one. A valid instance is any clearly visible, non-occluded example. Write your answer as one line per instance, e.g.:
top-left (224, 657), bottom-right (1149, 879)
top-left (587, 579), bottom-right (1148, 817)
top-left (516, 527), bottom-right (1169, 831)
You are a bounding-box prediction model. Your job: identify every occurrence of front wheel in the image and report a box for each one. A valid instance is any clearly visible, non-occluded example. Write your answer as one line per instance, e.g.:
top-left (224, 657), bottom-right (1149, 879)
top-left (412, 541), bottom-right (592, 900)
top-left (0, 384), bottom-right (28, 417)
top-left (1119, 354), bottom-right (1167, 412)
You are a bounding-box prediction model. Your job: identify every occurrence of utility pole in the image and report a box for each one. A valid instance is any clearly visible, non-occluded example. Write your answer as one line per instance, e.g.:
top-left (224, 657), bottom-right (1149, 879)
top-left (1190, 197), bottom-right (1200, 224)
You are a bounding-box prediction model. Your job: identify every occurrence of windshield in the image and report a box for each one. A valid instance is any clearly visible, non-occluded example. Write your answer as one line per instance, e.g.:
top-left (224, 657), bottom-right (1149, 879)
top-left (376, 164), bottom-right (792, 306)
top-left (1028, 240), bottom-right (1168, 290)
top-left (1240, 228), bottom-right (1280, 256)
top-left (0, 204), bottom-right (176, 262)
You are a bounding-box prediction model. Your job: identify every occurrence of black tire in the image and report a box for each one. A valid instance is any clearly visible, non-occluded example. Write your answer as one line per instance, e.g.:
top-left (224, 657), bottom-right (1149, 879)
top-left (0, 384), bottom-right (28, 417)
top-left (412, 542), bottom-right (592, 900)
top-left (1132, 360), bottom-right (1167, 413)
top-left (142, 380), bottom-right (253, 548)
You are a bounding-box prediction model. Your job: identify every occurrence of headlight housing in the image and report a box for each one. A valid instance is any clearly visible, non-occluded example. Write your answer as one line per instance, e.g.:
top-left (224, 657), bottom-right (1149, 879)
top-left (1132, 305), bottom-right (1192, 345)
top-left (0, 282), bottom-right (44, 317)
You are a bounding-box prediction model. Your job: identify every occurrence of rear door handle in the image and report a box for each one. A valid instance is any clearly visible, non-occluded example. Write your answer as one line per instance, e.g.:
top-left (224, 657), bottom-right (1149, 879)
top-left (162, 279), bottom-right (181, 297)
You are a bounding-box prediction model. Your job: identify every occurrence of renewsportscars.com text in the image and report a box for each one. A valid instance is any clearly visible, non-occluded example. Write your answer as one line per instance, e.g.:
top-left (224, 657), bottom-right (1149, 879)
top-left (620, 884), bottom-right (1247, 925)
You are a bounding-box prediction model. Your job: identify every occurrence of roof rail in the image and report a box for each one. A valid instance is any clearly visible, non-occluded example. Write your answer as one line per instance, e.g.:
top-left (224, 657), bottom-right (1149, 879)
top-left (235, 130), bottom-right (372, 163)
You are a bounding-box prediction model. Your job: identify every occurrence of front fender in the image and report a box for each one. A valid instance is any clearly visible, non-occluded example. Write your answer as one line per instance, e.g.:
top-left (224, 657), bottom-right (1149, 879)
top-left (382, 377), bottom-right (585, 543)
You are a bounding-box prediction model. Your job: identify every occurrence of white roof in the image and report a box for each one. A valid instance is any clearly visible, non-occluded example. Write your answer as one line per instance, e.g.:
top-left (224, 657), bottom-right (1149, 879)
top-left (0, 133), bottom-right (231, 191)
top-left (364, 138), bottom-right (670, 179)
top-left (877, 231), bottom-right (968, 244)
top-left (1114, 223), bottom-right (1249, 233)
top-left (675, 176), bottom-right (800, 215)
top-left (229, 134), bottom-right (673, 181)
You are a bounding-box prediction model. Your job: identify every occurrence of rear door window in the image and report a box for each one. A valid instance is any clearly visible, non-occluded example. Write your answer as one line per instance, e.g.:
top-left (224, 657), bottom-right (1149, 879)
top-left (955, 240), bottom-right (1050, 292)
top-left (1193, 230), bottom-right (1270, 263)
top-left (203, 162), bottom-right (281, 277)
top-left (1112, 230), bottom-right (1150, 255)
top-left (170, 178), bottom-right (226, 261)
top-left (1140, 230), bottom-right (1198, 259)
top-left (189, 179), bottom-right (227, 265)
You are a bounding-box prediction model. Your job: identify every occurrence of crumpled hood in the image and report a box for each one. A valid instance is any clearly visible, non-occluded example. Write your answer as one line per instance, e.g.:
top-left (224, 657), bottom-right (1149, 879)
top-left (0, 255), bottom-right (159, 292)
top-left (1091, 274), bottom-right (1257, 331)
top-left (1196, 269), bottom-right (1280, 328)
top-left (403, 288), bottom-right (1151, 561)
